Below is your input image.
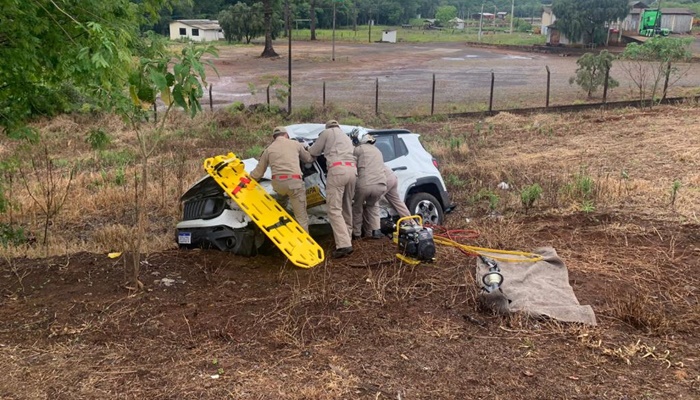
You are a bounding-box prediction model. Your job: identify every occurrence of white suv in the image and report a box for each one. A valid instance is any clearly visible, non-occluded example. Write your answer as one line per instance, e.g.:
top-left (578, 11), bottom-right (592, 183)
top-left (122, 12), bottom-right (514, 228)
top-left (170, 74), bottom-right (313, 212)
top-left (175, 124), bottom-right (454, 255)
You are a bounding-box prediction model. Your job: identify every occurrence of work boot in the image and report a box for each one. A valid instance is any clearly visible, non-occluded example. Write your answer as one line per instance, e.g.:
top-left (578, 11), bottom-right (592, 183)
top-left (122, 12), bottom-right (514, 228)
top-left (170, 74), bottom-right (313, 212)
top-left (332, 247), bottom-right (353, 259)
top-left (371, 230), bottom-right (384, 239)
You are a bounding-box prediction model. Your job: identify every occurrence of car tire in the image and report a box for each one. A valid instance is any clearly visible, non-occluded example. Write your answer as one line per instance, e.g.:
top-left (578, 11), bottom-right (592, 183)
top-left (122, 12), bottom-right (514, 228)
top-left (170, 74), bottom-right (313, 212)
top-left (406, 193), bottom-right (444, 225)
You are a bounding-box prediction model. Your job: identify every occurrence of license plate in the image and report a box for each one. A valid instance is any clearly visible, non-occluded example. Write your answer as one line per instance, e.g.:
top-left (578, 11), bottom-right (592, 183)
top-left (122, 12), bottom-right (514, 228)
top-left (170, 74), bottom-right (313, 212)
top-left (178, 232), bottom-right (192, 245)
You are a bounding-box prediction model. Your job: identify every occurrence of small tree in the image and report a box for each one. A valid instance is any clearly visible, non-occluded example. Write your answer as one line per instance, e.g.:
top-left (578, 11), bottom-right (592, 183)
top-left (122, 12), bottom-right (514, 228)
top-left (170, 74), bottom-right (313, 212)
top-left (121, 42), bottom-right (218, 290)
top-left (619, 37), bottom-right (692, 107)
top-left (569, 51), bottom-right (619, 98)
top-left (435, 5), bottom-right (457, 28)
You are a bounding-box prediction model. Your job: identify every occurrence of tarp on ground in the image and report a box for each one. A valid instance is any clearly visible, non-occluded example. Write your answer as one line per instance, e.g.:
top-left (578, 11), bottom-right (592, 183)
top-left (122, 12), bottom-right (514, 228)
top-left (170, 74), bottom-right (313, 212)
top-left (477, 247), bottom-right (597, 325)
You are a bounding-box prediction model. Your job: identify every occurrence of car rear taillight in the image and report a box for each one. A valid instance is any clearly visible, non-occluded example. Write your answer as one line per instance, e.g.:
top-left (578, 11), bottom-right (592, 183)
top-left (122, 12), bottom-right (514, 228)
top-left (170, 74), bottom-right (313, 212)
top-left (432, 158), bottom-right (439, 169)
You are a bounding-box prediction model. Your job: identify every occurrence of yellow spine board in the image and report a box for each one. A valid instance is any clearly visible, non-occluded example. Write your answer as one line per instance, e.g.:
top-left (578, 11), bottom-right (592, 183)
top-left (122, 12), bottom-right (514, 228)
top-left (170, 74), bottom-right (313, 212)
top-left (203, 153), bottom-right (325, 268)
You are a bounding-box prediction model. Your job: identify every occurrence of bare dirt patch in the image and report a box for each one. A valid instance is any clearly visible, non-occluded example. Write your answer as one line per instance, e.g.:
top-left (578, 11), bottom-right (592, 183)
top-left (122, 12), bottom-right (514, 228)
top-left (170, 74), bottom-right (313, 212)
top-left (207, 41), bottom-right (700, 115)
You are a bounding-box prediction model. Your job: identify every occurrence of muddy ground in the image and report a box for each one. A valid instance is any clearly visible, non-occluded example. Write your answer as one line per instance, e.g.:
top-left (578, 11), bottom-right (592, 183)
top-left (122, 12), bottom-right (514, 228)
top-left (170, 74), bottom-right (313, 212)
top-left (207, 40), bottom-right (700, 115)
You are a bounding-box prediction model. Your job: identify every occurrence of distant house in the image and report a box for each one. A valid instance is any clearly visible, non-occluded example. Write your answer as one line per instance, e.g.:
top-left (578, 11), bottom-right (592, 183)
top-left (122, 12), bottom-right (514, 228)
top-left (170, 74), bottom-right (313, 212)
top-left (449, 17), bottom-right (465, 30)
top-left (541, 6), bottom-right (555, 36)
top-left (169, 20), bottom-right (224, 42)
top-left (497, 12), bottom-right (508, 20)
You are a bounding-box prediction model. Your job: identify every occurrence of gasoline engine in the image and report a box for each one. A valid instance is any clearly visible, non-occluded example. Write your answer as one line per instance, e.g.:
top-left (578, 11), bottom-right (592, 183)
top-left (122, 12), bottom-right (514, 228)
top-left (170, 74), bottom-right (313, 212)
top-left (395, 216), bottom-right (436, 265)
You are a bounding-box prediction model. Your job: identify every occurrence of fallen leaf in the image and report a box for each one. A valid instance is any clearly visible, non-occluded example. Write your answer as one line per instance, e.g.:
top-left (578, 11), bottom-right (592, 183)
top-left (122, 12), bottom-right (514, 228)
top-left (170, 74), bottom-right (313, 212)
top-left (400, 354), bottom-right (409, 361)
top-left (568, 376), bottom-right (579, 381)
top-left (108, 252), bottom-right (122, 259)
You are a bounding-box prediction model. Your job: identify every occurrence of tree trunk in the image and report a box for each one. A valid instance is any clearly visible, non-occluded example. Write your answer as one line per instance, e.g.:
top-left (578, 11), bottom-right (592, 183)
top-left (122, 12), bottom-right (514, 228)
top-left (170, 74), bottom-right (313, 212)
top-left (261, 0), bottom-right (278, 58)
top-left (310, 0), bottom-right (317, 40)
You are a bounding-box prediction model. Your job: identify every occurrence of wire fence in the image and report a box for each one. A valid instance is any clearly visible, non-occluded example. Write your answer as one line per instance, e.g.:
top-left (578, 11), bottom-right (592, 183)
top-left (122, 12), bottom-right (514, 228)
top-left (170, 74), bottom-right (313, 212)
top-left (201, 61), bottom-right (700, 117)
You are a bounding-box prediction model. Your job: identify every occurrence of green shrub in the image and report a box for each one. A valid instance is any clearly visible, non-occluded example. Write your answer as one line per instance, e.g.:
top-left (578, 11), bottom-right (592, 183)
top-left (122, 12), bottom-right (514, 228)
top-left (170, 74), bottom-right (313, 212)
top-left (520, 183), bottom-right (543, 213)
top-left (86, 128), bottom-right (111, 150)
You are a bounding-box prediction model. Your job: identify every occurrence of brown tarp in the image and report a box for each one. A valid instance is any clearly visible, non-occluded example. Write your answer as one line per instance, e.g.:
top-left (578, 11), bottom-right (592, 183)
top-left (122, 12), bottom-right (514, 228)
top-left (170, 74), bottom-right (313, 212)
top-left (477, 247), bottom-right (597, 325)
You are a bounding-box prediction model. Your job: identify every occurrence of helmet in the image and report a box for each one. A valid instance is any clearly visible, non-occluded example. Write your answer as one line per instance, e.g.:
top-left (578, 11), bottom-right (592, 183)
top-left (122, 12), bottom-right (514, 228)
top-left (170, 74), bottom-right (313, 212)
top-left (272, 126), bottom-right (287, 136)
top-left (360, 134), bottom-right (376, 145)
top-left (325, 119), bottom-right (339, 129)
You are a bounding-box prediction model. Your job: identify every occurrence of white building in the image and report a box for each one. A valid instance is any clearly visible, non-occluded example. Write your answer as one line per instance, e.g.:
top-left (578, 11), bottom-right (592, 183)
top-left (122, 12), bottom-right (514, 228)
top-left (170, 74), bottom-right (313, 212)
top-left (381, 30), bottom-right (397, 43)
top-left (169, 20), bottom-right (224, 42)
top-left (449, 18), bottom-right (465, 30)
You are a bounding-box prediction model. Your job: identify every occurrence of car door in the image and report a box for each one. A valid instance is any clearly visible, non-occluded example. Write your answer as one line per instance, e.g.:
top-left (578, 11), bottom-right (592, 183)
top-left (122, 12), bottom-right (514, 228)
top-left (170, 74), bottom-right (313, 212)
top-left (374, 134), bottom-right (411, 203)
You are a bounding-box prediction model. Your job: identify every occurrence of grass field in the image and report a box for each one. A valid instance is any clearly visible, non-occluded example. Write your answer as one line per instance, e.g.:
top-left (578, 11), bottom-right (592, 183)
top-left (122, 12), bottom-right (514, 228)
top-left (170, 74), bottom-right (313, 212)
top-left (0, 101), bottom-right (699, 398)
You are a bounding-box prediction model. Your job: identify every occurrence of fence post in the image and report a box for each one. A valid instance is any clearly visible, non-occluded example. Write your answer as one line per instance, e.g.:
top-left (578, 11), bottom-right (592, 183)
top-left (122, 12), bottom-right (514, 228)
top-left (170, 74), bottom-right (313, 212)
top-left (323, 81), bottom-right (326, 108)
top-left (266, 85), bottom-right (271, 111)
top-left (375, 78), bottom-right (379, 116)
top-left (545, 66), bottom-right (551, 109)
top-left (153, 102), bottom-right (157, 123)
top-left (603, 65), bottom-right (610, 104)
top-left (209, 84), bottom-right (213, 111)
top-left (488, 71), bottom-right (494, 113)
top-left (431, 73), bottom-right (436, 116)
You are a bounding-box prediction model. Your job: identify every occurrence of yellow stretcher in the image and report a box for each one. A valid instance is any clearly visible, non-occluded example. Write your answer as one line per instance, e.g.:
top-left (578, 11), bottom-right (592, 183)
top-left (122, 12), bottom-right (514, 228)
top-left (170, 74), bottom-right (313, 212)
top-left (203, 153), bottom-right (325, 268)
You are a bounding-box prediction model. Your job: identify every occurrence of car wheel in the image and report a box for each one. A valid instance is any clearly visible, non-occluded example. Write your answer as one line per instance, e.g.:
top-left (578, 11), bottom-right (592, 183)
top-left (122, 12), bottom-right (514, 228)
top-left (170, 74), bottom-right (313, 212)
top-left (407, 193), bottom-right (444, 225)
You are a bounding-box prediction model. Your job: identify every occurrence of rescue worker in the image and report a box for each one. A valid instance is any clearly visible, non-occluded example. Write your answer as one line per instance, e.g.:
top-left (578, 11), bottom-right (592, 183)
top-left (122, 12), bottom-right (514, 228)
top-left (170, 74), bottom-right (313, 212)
top-left (382, 165), bottom-right (411, 219)
top-left (308, 120), bottom-right (356, 258)
top-left (250, 126), bottom-right (314, 232)
top-left (352, 134), bottom-right (387, 240)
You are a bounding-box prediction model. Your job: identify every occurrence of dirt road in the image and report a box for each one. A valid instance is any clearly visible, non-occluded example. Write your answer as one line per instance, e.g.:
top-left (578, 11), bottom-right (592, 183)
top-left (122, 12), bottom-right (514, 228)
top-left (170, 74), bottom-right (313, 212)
top-left (207, 40), bottom-right (700, 115)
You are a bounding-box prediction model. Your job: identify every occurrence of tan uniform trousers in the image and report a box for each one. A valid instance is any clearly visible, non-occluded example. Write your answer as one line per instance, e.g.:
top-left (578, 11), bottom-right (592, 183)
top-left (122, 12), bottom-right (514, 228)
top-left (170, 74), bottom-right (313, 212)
top-left (384, 171), bottom-right (411, 218)
top-left (326, 166), bottom-right (356, 249)
top-left (271, 178), bottom-right (308, 232)
top-left (352, 183), bottom-right (386, 237)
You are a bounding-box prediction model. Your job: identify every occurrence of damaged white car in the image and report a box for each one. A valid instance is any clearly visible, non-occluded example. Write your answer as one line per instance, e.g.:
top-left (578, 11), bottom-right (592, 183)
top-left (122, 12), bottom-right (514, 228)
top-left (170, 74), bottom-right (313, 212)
top-left (175, 124), bottom-right (455, 255)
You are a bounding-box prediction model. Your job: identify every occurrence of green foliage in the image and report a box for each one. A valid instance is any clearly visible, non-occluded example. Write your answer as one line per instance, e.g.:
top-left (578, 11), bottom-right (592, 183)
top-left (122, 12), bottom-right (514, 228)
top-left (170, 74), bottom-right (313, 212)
top-left (219, 2), bottom-right (265, 44)
top-left (436, 6), bottom-right (458, 27)
top-left (569, 51), bottom-right (619, 98)
top-left (0, 0), bottom-right (169, 133)
top-left (563, 168), bottom-right (596, 211)
top-left (670, 179), bottom-right (681, 207)
top-left (0, 223), bottom-right (26, 247)
top-left (86, 128), bottom-right (112, 151)
top-left (552, 0), bottom-right (629, 45)
top-left (520, 183), bottom-right (543, 213)
top-left (128, 43), bottom-right (219, 119)
top-left (99, 149), bottom-right (137, 168)
top-left (446, 174), bottom-right (465, 188)
top-left (620, 37), bottom-right (693, 106)
top-left (474, 189), bottom-right (500, 211)
top-left (114, 167), bottom-right (127, 186)
top-left (244, 145), bottom-right (265, 159)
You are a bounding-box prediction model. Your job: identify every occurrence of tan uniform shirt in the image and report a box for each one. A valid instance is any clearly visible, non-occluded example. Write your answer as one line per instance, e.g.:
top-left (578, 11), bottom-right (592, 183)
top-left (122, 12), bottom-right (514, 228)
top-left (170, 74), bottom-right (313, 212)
top-left (250, 136), bottom-right (314, 181)
top-left (308, 127), bottom-right (355, 166)
top-left (354, 143), bottom-right (387, 187)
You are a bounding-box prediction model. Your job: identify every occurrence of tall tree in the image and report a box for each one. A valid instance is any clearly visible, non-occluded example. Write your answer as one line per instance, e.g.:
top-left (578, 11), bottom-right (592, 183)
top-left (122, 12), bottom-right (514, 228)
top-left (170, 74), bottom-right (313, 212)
top-left (219, 2), bottom-right (265, 43)
top-left (261, 0), bottom-right (279, 57)
top-left (310, 0), bottom-right (319, 40)
top-left (552, 0), bottom-right (629, 45)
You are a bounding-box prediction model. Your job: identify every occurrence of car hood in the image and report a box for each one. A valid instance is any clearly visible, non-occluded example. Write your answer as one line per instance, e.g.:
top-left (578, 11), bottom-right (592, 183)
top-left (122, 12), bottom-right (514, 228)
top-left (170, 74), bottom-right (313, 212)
top-left (180, 158), bottom-right (267, 202)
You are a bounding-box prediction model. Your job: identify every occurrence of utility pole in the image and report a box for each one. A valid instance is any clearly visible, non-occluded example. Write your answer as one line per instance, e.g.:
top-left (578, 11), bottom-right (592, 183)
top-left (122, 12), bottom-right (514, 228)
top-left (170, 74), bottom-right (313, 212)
top-left (510, 0), bottom-right (515, 34)
top-left (368, 8), bottom-right (372, 43)
top-left (332, 0), bottom-right (336, 61)
top-left (478, 4), bottom-right (484, 41)
top-left (493, 6), bottom-right (497, 34)
top-left (286, 0), bottom-right (292, 113)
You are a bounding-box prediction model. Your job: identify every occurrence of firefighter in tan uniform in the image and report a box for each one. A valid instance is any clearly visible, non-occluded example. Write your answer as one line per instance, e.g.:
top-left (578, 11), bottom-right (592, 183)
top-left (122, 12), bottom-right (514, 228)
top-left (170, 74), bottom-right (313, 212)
top-left (308, 120), bottom-right (356, 258)
top-left (250, 126), bottom-right (314, 232)
top-left (352, 134), bottom-right (387, 239)
top-left (382, 165), bottom-right (411, 219)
